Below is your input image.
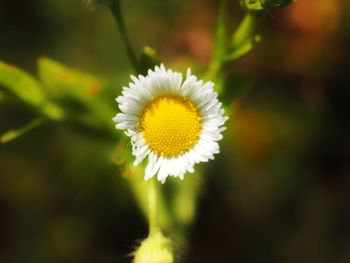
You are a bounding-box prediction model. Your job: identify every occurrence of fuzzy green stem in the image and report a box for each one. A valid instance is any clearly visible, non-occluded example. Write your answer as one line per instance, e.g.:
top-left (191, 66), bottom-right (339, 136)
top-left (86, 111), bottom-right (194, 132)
top-left (134, 178), bottom-right (174, 263)
top-left (148, 178), bottom-right (160, 236)
top-left (108, 0), bottom-right (139, 72)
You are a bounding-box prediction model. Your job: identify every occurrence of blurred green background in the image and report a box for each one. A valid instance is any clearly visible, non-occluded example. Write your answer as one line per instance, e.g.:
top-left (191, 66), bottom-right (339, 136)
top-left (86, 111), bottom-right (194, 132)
top-left (0, 0), bottom-right (349, 262)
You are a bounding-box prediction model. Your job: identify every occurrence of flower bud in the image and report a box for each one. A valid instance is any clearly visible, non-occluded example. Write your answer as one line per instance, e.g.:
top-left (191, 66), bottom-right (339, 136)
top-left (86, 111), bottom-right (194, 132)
top-left (241, 0), bottom-right (295, 12)
top-left (134, 232), bottom-right (174, 263)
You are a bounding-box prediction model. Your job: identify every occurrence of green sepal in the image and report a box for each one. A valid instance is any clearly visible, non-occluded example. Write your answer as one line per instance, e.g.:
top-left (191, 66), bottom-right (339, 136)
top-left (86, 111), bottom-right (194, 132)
top-left (241, 0), bottom-right (263, 11)
top-left (241, 0), bottom-right (295, 12)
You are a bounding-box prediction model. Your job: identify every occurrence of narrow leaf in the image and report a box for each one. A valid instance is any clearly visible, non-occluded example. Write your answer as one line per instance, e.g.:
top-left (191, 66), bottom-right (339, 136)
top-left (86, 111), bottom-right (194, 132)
top-left (230, 14), bottom-right (256, 52)
top-left (1, 118), bottom-right (43, 144)
top-left (0, 61), bottom-right (46, 107)
top-left (225, 34), bottom-right (261, 61)
top-left (38, 57), bottom-right (102, 102)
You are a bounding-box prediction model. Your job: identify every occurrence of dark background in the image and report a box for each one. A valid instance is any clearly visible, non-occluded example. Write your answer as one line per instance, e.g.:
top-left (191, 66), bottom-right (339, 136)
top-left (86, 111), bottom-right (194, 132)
top-left (0, 0), bottom-right (349, 262)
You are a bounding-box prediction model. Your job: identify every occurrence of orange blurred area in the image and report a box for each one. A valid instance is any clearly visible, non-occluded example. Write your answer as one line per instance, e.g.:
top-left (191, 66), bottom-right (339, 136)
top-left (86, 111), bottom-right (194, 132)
top-left (285, 0), bottom-right (342, 37)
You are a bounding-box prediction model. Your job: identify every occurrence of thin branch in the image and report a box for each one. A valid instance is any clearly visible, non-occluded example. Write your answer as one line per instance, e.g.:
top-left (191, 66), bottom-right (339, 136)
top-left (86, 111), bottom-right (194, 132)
top-left (108, 0), bottom-right (139, 72)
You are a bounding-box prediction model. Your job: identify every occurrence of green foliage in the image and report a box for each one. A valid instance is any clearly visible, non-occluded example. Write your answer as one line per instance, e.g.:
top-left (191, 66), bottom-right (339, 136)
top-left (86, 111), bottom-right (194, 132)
top-left (0, 61), bottom-right (46, 107)
top-left (38, 57), bottom-right (117, 137)
top-left (38, 57), bottom-right (102, 103)
top-left (207, 1), bottom-right (261, 81)
top-left (40, 102), bottom-right (65, 120)
top-left (111, 139), bottom-right (202, 242)
top-left (124, 165), bottom-right (173, 232)
top-left (226, 34), bottom-right (261, 61)
top-left (0, 59), bottom-right (65, 121)
top-left (227, 14), bottom-right (261, 61)
top-left (0, 118), bottom-right (43, 144)
top-left (1, 0), bottom-right (318, 262)
top-left (0, 57), bottom-right (118, 142)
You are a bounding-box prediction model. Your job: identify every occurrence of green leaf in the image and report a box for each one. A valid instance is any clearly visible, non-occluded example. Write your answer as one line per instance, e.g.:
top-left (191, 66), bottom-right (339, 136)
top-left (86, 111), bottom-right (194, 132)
top-left (230, 14), bottom-right (256, 52)
top-left (138, 46), bottom-right (161, 75)
top-left (224, 14), bottom-right (261, 62)
top-left (225, 34), bottom-right (261, 61)
top-left (0, 61), bottom-right (46, 107)
top-left (41, 102), bottom-right (65, 120)
top-left (37, 57), bottom-right (102, 102)
top-left (38, 57), bottom-right (118, 135)
top-left (1, 118), bottom-right (43, 144)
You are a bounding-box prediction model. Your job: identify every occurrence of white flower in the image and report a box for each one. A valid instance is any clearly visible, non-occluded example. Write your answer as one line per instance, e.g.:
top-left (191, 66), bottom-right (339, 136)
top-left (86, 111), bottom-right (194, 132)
top-left (113, 64), bottom-right (228, 183)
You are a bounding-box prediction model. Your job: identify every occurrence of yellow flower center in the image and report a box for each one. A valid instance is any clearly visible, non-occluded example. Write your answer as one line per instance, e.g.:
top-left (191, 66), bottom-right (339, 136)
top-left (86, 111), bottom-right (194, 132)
top-left (140, 95), bottom-right (202, 157)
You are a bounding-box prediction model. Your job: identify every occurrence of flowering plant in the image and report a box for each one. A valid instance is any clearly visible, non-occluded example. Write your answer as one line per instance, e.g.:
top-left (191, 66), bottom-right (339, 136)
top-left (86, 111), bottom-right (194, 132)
top-left (0, 0), bottom-right (295, 262)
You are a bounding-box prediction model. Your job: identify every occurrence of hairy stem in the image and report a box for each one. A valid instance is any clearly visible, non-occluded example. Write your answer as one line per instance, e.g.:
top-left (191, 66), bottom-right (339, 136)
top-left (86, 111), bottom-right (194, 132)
top-left (148, 178), bottom-right (160, 236)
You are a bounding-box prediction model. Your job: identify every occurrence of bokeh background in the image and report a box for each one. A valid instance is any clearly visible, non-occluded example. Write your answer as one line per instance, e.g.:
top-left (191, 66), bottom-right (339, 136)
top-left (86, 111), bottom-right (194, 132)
top-left (1, 0), bottom-right (349, 262)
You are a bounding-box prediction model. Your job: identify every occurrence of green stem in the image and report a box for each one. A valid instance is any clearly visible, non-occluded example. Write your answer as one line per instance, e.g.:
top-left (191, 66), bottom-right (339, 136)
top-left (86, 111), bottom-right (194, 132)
top-left (206, 59), bottom-right (222, 82)
top-left (108, 0), bottom-right (139, 72)
top-left (148, 178), bottom-right (160, 236)
top-left (1, 118), bottom-right (43, 144)
top-left (206, 13), bottom-right (257, 81)
top-left (229, 13), bottom-right (256, 52)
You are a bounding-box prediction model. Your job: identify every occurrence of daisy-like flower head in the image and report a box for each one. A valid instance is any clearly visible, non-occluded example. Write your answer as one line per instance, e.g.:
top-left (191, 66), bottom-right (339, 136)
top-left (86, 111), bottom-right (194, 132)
top-left (113, 64), bottom-right (228, 183)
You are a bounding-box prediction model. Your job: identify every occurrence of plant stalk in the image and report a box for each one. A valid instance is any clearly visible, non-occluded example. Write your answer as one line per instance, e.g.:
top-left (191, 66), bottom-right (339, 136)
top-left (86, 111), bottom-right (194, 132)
top-left (108, 0), bottom-right (139, 72)
top-left (148, 178), bottom-right (160, 236)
